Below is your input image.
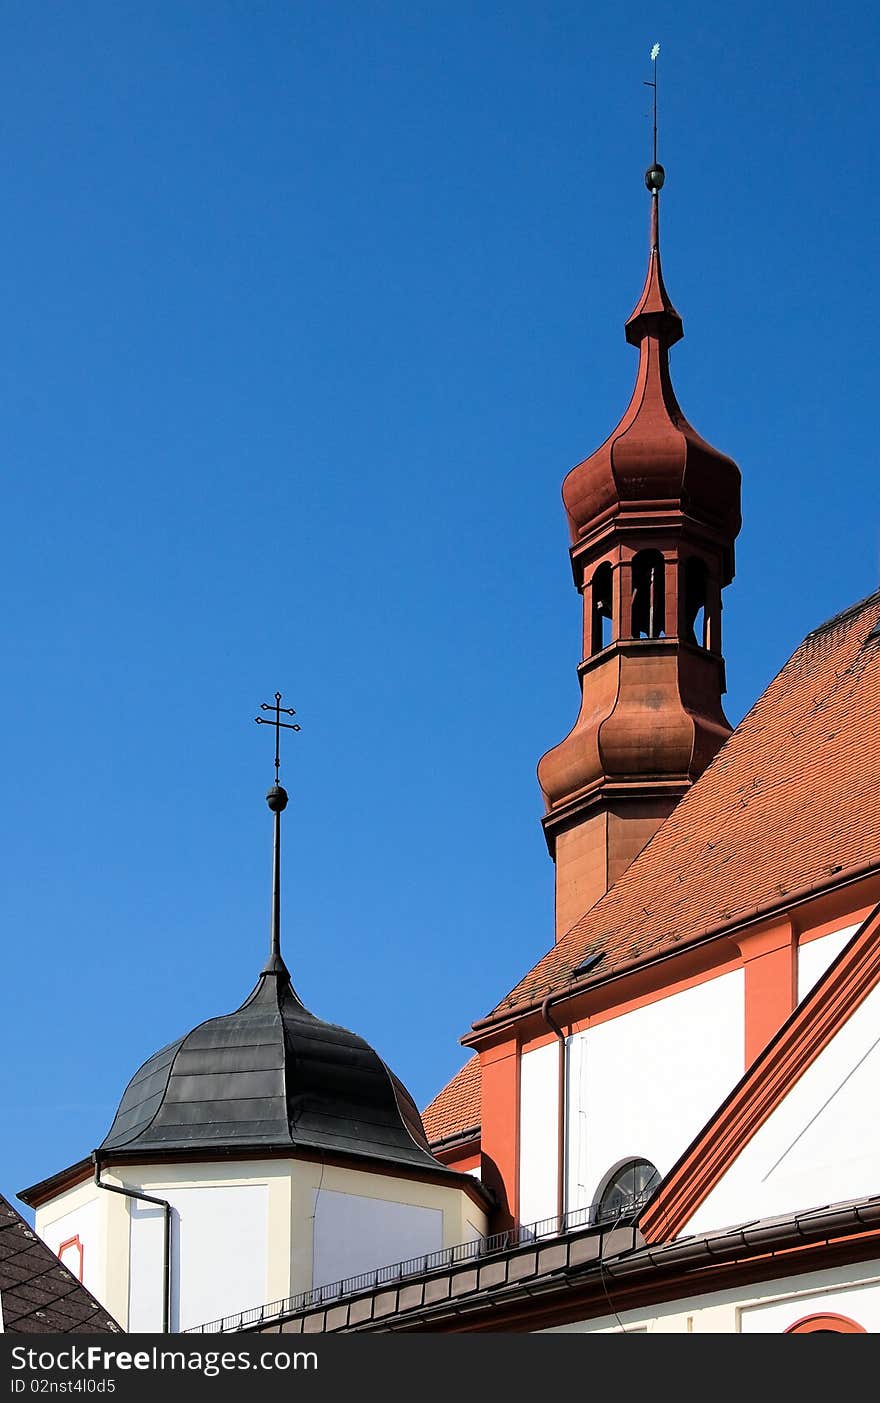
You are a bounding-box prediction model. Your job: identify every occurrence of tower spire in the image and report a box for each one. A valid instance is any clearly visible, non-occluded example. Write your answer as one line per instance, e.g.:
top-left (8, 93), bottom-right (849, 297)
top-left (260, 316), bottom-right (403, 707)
top-left (255, 693), bottom-right (300, 976)
top-left (536, 91), bottom-right (742, 939)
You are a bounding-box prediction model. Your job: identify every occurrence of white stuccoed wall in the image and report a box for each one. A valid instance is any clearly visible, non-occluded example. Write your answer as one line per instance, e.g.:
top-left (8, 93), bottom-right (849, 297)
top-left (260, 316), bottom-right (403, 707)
top-left (312, 1190), bottom-right (443, 1289)
top-left (797, 923), bottom-right (859, 1004)
top-left (566, 968), bottom-right (745, 1214)
top-left (683, 976), bottom-right (880, 1237)
top-left (519, 1041), bottom-right (560, 1227)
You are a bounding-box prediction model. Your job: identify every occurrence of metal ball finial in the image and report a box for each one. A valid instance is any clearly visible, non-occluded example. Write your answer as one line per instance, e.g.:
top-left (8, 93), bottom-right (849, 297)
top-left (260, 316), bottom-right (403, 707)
top-left (266, 783), bottom-right (289, 813)
top-left (645, 163), bottom-right (665, 193)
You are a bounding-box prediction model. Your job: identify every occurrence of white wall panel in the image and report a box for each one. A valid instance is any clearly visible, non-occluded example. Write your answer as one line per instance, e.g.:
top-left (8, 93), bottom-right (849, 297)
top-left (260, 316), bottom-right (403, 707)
top-left (685, 977), bottom-right (880, 1237)
top-left (519, 1041), bottom-right (560, 1227)
top-left (128, 1200), bottom-right (166, 1332)
top-left (566, 969), bottom-right (744, 1214)
top-left (168, 1184), bottom-right (268, 1332)
top-left (129, 1183), bottom-right (270, 1332)
top-left (312, 1191), bottom-right (442, 1290)
top-left (797, 924), bottom-right (859, 1004)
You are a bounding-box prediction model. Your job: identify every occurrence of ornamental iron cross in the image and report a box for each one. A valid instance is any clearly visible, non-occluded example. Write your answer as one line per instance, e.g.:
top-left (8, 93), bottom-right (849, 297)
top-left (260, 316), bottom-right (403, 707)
top-left (255, 692), bottom-right (301, 784)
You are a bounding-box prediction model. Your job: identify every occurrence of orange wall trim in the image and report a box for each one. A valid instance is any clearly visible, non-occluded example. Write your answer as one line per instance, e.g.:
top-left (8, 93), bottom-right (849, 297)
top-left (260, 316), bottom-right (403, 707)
top-left (736, 918), bottom-right (795, 1066)
top-left (641, 902), bottom-right (880, 1243)
top-left (478, 1038), bottom-right (520, 1231)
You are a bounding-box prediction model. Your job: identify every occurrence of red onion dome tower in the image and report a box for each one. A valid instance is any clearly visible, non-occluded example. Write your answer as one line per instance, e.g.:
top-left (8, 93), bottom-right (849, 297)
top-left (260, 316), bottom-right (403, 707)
top-left (538, 162), bottom-right (742, 939)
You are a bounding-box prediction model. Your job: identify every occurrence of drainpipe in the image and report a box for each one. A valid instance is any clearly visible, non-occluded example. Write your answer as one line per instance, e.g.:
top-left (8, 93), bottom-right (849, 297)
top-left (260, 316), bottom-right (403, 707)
top-left (93, 1153), bottom-right (172, 1333)
top-left (540, 997), bottom-right (567, 1229)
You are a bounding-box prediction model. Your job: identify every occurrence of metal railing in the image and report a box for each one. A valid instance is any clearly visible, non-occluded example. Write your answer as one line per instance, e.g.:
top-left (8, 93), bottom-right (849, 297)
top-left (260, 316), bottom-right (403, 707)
top-left (186, 1198), bottom-right (649, 1335)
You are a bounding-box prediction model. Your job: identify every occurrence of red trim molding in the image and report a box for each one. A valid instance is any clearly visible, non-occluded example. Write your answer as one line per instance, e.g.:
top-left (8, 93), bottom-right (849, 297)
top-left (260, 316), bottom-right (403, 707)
top-left (57, 1234), bottom-right (84, 1283)
top-left (642, 901), bottom-right (880, 1243)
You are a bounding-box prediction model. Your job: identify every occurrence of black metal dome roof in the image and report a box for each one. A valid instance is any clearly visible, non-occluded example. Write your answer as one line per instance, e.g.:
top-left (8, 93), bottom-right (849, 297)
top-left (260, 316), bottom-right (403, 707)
top-left (98, 963), bottom-right (445, 1175)
top-left (99, 751), bottom-right (458, 1180)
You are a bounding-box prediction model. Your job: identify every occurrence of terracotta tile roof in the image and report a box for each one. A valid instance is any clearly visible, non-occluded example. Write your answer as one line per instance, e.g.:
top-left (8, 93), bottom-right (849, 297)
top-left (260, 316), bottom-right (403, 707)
top-left (422, 1056), bottom-right (481, 1145)
top-left (0, 1194), bottom-right (121, 1333)
top-left (483, 589), bottom-right (880, 1022)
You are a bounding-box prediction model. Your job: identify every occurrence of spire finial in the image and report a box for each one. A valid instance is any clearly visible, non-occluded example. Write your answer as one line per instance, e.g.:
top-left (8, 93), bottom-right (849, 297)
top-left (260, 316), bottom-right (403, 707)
top-left (644, 43), bottom-right (665, 194)
top-left (255, 691), bottom-right (300, 789)
top-left (625, 43), bottom-right (682, 349)
top-left (254, 692), bottom-right (301, 976)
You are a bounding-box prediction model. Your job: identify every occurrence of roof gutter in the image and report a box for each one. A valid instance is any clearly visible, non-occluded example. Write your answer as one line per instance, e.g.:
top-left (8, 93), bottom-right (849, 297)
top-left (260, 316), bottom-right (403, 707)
top-left (93, 1153), bottom-right (172, 1333)
top-left (466, 859), bottom-right (880, 1042)
top-left (427, 1124), bottom-right (481, 1156)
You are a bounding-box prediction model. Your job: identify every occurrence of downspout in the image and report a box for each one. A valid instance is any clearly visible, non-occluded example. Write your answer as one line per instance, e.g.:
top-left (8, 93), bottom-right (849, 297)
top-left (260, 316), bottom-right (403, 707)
top-left (540, 997), bottom-right (567, 1227)
top-left (93, 1153), bottom-right (172, 1333)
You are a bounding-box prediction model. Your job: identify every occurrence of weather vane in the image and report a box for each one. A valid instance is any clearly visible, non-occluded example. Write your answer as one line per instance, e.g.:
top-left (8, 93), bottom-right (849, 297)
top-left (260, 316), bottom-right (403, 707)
top-left (255, 692), bottom-right (300, 786)
top-left (643, 42), bottom-right (665, 193)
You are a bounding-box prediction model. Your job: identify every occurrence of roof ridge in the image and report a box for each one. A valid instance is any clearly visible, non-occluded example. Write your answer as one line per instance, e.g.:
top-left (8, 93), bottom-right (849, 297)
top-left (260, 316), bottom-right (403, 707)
top-left (803, 586), bottom-right (880, 640)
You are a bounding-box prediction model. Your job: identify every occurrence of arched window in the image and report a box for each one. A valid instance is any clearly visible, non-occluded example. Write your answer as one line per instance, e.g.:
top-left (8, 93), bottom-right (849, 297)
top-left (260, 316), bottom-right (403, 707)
top-left (590, 563), bottom-right (614, 653)
top-left (631, 550), bottom-right (665, 638)
top-left (785, 1313), bottom-right (866, 1334)
top-left (591, 1157), bottom-right (660, 1226)
top-left (683, 556), bottom-right (709, 648)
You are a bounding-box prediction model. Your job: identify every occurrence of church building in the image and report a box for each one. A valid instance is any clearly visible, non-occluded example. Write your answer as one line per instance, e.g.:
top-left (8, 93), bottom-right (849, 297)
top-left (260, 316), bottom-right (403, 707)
top-left (15, 146), bottom-right (880, 1336)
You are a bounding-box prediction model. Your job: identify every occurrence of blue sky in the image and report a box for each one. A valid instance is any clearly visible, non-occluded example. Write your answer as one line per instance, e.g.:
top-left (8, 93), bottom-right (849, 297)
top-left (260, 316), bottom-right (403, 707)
top-left (2, 2), bottom-right (878, 1211)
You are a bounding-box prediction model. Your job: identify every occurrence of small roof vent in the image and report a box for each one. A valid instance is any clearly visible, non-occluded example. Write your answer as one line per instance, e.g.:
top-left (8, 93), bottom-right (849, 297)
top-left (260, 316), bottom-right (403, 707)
top-left (572, 950), bottom-right (605, 979)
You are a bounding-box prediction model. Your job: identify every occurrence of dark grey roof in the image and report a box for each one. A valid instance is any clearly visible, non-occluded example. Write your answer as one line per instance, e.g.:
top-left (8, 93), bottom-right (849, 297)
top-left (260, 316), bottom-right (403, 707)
top-left (98, 964), bottom-right (450, 1176)
top-left (0, 1195), bottom-right (121, 1334)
